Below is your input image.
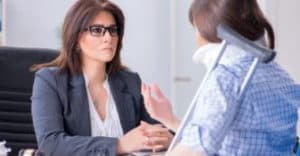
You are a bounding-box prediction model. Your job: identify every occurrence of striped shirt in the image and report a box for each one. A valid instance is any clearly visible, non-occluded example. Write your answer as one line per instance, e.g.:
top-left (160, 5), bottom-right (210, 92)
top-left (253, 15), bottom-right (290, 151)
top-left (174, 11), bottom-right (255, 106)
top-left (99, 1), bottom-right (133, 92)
top-left (84, 74), bottom-right (123, 138)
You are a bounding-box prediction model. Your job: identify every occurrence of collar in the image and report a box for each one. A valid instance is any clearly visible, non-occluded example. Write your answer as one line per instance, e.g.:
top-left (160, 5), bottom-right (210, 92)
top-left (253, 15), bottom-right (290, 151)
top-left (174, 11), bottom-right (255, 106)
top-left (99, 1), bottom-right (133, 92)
top-left (192, 37), bottom-right (267, 68)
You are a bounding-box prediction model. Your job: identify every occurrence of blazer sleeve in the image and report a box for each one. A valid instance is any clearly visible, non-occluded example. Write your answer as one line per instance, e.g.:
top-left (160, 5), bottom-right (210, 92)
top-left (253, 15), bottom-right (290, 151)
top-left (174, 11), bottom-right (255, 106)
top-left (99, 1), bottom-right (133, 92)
top-left (31, 69), bottom-right (117, 156)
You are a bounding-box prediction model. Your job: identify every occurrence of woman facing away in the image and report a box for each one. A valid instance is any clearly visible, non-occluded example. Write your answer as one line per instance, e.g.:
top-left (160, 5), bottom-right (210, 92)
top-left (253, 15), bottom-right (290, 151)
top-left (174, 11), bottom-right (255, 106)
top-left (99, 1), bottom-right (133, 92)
top-left (142, 0), bottom-right (300, 155)
top-left (31, 0), bottom-right (173, 155)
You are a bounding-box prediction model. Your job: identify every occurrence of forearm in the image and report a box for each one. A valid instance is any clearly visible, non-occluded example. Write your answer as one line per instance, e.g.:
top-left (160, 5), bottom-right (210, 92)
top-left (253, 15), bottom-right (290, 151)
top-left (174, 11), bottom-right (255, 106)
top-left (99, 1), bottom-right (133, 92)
top-left (38, 132), bottom-right (118, 156)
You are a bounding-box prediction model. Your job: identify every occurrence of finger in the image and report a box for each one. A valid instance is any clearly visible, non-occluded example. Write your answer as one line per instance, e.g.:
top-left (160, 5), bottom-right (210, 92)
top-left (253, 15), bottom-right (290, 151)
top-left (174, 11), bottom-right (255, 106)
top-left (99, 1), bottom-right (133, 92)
top-left (144, 126), bottom-right (167, 138)
top-left (147, 131), bottom-right (171, 139)
top-left (152, 144), bottom-right (165, 153)
top-left (148, 136), bottom-right (169, 145)
top-left (143, 85), bottom-right (152, 104)
top-left (140, 120), bottom-right (147, 125)
top-left (145, 129), bottom-right (169, 138)
top-left (141, 122), bottom-right (165, 132)
top-left (145, 126), bottom-right (168, 134)
top-left (144, 95), bottom-right (152, 111)
top-left (143, 135), bottom-right (150, 145)
top-left (145, 85), bottom-right (152, 98)
top-left (151, 83), bottom-right (165, 99)
top-left (146, 90), bottom-right (159, 109)
top-left (141, 83), bottom-right (149, 101)
top-left (137, 122), bottom-right (148, 131)
top-left (142, 85), bottom-right (152, 110)
top-left (140, 120), bottom-right (151, 127)
top-left (142, 143), bottom-right (154, 151)
top-left (145, 93), bottom-right (157, 112)
top-left (144, 123), bottom-right (164, 129)
top-left (151, 123), bottom-right (164, 127)
top-left (143, 136), bottom-right (156, 149)
top-left (166, 130), bottom-right (174, 138)
top-left (142, 136), bottom-right (165, 152)
top-left (141, 83), bottom-right (147, 96)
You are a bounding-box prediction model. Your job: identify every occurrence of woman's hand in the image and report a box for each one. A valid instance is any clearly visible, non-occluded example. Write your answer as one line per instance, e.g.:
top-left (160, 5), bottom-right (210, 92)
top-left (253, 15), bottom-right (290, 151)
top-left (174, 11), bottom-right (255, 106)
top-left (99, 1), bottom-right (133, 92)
top-left (117, 124), bottom-right (151, 154)
top-left (141, 121), bottom-right (173, 152)
top-left (141, 83), bottom-right (180, 131)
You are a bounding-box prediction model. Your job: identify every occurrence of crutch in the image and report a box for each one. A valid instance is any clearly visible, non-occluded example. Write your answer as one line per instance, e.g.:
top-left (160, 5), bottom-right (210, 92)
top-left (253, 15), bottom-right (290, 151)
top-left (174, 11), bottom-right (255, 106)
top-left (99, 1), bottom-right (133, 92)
top-left (166, 24), bottom-right (276, 154)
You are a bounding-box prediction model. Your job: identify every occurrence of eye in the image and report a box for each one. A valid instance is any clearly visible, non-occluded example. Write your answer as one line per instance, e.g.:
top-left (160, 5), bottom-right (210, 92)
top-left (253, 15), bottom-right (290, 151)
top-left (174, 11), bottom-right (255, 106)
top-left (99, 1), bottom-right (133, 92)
top-left (108, 27), bottom-right (118, 36)
top-left (90, 26), bottom-right (104, 34)
top-left (109, 27), bottom-right (118, 33)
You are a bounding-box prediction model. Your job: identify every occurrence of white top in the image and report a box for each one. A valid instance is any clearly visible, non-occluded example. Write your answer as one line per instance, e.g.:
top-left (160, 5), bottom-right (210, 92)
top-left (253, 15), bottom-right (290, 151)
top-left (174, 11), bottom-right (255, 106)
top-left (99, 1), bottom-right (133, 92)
top-left (83, 74), bottom-right (123, 137)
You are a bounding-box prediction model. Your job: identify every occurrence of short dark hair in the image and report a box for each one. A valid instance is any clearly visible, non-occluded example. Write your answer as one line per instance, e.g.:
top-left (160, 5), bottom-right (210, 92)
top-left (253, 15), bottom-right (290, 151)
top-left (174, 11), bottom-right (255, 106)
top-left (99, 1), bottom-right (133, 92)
top-left (32, 0), bottom-right (126, 75)
top-left (189, 0), bottom-right (275, 49)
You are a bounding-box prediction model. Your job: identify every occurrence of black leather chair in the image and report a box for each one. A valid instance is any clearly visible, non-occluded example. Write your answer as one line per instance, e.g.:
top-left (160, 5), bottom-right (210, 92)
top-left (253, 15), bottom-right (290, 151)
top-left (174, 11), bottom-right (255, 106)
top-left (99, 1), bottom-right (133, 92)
top-left (0, 47), bottom-right (59, 156)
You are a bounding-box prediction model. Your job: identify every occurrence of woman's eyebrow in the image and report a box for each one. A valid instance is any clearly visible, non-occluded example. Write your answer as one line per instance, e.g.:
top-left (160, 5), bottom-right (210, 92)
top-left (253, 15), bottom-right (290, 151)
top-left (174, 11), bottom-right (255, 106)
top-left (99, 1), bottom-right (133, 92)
top-left (89, 24), bottom-right (117, 27)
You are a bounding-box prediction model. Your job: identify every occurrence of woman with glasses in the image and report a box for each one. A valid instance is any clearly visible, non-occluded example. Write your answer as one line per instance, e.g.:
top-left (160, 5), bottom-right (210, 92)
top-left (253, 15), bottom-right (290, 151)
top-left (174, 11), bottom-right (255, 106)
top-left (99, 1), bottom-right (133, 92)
top-left (142, 0), bottom-right (300, 155)
top-left (31, 0), bottom-right (173, 155)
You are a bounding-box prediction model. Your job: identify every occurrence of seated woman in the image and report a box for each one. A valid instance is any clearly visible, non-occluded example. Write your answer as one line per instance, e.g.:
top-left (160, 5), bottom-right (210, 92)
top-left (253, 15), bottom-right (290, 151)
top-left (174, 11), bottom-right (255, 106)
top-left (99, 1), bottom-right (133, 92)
top-left (31, 0), bottom-right (173, 155)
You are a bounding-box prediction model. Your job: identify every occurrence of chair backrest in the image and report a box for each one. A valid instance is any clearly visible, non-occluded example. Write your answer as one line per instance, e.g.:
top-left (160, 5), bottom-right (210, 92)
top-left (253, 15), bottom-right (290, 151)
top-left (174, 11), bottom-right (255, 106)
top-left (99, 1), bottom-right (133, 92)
top-left (0, 47), bottom-right (59, 156)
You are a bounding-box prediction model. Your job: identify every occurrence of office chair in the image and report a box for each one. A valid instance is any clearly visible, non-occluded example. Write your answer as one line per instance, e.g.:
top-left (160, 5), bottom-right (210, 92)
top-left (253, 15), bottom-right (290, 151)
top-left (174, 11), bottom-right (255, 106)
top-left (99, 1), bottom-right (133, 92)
top-left (0, 47), bottom-right (59, 156)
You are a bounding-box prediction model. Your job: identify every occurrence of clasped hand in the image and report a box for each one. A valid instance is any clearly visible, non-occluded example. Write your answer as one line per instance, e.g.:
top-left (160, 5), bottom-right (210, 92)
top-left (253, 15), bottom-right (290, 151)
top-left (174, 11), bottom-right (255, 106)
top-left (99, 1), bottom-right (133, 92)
top-left (117, 121), bottom-right (173, 154)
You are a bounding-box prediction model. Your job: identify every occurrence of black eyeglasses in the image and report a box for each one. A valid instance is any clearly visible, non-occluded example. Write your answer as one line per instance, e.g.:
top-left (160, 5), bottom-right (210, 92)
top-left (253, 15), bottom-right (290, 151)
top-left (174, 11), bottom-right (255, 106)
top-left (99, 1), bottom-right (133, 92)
top-left (84, 25), bottom-right (119, 37)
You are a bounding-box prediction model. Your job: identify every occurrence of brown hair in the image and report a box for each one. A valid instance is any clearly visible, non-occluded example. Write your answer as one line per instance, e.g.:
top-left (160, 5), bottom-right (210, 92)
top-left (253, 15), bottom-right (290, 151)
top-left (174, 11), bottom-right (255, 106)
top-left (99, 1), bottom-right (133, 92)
top-left (31, 0), bottom-right (126, 75)
top-left (189, 0), bottom-right (275, 49)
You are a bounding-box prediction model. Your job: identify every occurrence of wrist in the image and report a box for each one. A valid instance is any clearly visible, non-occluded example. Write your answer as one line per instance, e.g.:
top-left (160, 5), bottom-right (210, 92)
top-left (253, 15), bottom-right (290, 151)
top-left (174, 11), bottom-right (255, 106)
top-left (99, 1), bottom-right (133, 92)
top-left (117, 137), bottom-right (126, 154)
top-left (164, 115), bottom-right (180, 132)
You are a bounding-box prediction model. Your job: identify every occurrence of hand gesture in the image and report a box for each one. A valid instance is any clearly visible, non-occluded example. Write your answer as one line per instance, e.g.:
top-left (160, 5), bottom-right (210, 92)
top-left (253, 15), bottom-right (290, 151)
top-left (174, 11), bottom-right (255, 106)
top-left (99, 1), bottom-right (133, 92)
top-left (141, 83), bottom-right (179, 131)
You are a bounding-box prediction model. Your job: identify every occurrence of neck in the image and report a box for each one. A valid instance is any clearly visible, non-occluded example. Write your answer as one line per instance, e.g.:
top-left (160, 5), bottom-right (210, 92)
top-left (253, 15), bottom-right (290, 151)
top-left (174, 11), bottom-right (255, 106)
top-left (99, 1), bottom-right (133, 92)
top-left (82, 59), bottom-right (107, 84)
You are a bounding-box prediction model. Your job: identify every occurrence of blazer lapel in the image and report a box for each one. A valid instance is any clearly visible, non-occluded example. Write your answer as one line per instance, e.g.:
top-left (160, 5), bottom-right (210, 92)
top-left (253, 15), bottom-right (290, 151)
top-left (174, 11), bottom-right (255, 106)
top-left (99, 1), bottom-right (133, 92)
top-left (68, 73), bottom-right (91, 136)
top-left (109, 73), bottom-right (136, 133)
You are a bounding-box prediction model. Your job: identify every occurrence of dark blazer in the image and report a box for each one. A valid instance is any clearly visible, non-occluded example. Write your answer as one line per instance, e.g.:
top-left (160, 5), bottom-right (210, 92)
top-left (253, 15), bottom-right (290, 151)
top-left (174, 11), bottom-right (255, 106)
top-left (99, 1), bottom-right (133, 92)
top-left (31, 67), bottom-right (156, 156)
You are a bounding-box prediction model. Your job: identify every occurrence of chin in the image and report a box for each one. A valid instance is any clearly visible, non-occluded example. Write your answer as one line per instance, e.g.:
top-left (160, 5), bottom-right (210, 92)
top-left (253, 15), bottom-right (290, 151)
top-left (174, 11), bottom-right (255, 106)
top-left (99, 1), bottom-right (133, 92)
top-left (100, 56), bottom-right (114, 63)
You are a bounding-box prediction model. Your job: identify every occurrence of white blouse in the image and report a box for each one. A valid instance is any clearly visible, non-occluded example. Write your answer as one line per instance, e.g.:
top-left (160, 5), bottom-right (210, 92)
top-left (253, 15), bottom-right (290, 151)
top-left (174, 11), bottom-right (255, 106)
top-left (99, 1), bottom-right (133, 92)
top-left (83, 74), bottom-right (123, 137)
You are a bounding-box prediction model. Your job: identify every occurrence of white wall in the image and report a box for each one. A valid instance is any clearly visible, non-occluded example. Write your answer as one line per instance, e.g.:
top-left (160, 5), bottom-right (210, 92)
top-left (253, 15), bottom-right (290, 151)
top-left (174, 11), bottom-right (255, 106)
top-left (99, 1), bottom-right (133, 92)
top-left (3, 0), bottom-right (76, 48)
top-left (171, 0), bottom-right (206, 118)
top-left (276, 1), bottom-right (300, 83)
top-left (113, 0), bottom-right (171, 98)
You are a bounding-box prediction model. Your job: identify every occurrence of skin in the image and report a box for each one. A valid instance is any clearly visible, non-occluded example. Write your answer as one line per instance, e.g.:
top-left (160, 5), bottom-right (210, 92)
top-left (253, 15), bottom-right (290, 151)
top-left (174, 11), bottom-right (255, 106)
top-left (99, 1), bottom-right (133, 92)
top-left (141, 26), bottom-right (209, 156)
top-left (78, 11), bottom-right (173, 154)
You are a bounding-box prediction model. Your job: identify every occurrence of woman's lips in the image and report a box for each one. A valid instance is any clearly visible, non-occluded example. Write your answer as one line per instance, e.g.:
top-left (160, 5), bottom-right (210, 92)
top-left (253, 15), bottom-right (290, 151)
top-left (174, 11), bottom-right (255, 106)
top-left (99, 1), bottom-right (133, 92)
top-left (102, 47), bottom-right (113, 51)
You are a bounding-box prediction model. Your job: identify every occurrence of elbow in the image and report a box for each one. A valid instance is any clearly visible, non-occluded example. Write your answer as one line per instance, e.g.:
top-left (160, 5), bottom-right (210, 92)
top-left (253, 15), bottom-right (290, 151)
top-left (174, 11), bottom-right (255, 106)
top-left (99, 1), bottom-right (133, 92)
top-left (36, 132), bottom-right (62, 156)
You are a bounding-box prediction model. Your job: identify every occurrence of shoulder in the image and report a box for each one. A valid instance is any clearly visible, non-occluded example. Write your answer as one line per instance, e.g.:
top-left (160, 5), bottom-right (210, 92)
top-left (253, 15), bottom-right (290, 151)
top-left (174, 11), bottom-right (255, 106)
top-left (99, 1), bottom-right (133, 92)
top-left (36, 66), bottom-right (59, 77)
top-left (35, 66), bottom-right (68, 87)
top-left (207, 64), bottom-right (241, 95)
